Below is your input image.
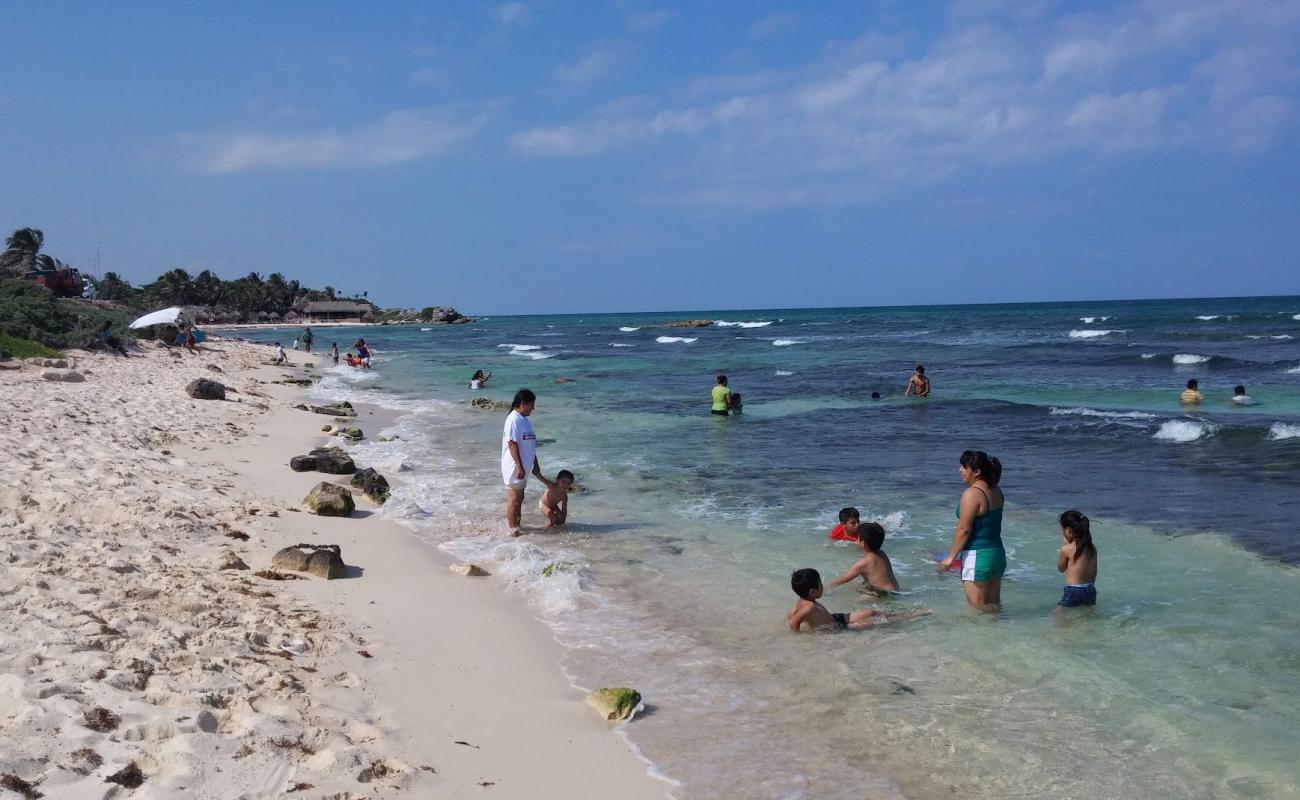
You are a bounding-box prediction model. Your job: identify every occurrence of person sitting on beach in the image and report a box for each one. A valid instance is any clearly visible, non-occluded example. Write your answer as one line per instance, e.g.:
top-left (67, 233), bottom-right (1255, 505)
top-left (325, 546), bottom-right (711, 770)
top-left (1232, 385), bottom-right (1256, 405)
top-left (97, 321), bottom-right (130, 357)
top-left (711, 375), bottom-right (732, 416)
top-left (729, 391), bottom-right (743, 414)
top-left (469, 369), bottom-right (492, 390)
top-left (1180, 379), bottom-right (1203, 404)
top-left (331, 342), bottom-right (339, 365)
top-left (829, 507), bottom-right (861, 542)
top-left (787, 568), bottom-right (931, 632)
top-left (539, 469), bottom-right (574, 528)
top-left (905, 365), bottom-right (930, 398)
top-left (1056, 510), bottom-right (1098, 608)
top-left (827, 522), bottom-right (900, 594)
top-left (273, 342), bottom-right (288, 365)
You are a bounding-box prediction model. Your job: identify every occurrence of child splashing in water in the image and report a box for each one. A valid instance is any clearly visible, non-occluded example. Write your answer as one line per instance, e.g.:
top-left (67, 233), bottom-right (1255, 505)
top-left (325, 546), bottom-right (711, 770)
top-left (1057, 510), bottom-right (1098, 607)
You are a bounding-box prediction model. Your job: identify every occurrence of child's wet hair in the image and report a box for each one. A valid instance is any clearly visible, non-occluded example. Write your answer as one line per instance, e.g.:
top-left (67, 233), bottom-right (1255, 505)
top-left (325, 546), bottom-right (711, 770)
top-left (1059, 509), bottom-right (1097, 561)
top-left (1187, 378), bottom-right (1198, 389)
top-left (838, 507), bottom-right (860, 524)
top-left (556, 469), bottom-right (575, 482)
top-left (791, 568), bottom-right (821, 599)
top-left (859, 522), bottom-right (885, 551)
top-left (1234, 385), bottom-right (1245, 395)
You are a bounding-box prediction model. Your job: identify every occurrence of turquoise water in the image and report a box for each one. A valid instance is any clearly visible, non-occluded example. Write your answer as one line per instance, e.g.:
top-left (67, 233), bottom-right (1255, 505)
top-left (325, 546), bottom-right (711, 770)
top-left (243, 298), bottom-right (1300, 798)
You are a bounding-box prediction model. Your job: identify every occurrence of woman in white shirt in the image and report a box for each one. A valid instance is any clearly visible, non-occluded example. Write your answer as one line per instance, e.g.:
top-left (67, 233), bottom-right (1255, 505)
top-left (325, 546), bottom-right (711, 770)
top-left (469, 370), bottom-right (492, 390)
top-left (502, 389), bottom-right (544, 535)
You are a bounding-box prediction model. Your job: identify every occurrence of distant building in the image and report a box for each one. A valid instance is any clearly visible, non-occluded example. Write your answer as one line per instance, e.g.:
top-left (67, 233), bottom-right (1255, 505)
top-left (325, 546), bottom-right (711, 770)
top-left (299, 301), bottom-right (374, 323)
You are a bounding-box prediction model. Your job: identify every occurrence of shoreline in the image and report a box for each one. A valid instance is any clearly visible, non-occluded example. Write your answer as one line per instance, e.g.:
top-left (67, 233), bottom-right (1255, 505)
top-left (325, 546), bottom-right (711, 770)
top-left (0, 337), bottom-right (669, 798)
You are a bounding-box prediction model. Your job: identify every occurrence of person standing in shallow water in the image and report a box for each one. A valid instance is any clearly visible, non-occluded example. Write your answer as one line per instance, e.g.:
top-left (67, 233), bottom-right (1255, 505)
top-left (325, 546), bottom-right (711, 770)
top-left (939, 450), bottom-right (1006, 611)
top-left (501, 389), bottom-right (545, 536)
top-left (711, 375), bottom-right (732, 416)
top-left (904, 365), bottom-right (930, 397)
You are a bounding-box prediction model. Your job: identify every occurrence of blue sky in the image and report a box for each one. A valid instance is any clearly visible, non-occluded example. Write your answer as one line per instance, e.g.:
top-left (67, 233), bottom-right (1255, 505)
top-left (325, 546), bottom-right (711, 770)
top-left (2, 0), bottom-right (1298, 314)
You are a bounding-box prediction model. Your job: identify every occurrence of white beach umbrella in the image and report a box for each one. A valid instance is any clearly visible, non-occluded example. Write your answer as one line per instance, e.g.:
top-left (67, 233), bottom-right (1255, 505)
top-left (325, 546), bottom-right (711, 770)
top-left (128, 306), bottom-right (183, 329)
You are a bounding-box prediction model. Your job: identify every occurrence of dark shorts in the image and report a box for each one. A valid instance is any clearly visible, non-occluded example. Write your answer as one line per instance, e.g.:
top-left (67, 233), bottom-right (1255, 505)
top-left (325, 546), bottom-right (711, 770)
top-left (711, 409), bottom-right (729, 416)
top-left (831, 613), bottom-right (850, 630)
top-left (1058, 583), bottom-right (1097, 607)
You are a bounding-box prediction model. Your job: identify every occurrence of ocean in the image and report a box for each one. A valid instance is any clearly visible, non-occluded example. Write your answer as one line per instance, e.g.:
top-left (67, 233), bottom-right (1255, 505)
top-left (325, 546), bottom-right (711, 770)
top-left (242, 297), bottom-right (1300, 799)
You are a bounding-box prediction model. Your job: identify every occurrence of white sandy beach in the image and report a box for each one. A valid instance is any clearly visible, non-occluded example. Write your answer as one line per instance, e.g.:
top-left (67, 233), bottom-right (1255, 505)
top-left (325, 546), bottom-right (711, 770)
top-left (0, 338), bottom-right (669, 799)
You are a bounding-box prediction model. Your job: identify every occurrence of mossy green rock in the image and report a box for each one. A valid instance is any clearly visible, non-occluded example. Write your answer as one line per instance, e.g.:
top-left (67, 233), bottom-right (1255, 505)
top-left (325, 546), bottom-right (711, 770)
top-left (585, 688), bottom-right (641, 721)
top-left (378, 434), bottom-right (400, 442)
top-left (303, 482), bottom-right (355, 516)
top-left (341, 427), bottom-right (364, 441)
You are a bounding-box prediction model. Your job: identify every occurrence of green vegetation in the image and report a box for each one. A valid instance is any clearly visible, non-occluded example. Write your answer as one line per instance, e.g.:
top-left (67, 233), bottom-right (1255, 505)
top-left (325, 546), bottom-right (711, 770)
top-left (0, 278), bottom-right (134, 349)
top-left (0, 332), bottom-right (62, 359)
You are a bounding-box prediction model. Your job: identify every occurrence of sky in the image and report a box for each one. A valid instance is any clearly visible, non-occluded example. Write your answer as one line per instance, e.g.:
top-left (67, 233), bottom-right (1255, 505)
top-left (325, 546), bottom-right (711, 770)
top-left (2, 0), bottom-right (1298, 314)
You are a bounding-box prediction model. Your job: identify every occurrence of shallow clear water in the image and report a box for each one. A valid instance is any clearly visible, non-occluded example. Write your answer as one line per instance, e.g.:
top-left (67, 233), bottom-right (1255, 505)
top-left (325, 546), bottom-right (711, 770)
top-left (243, 297), bottom-right (1300, 798)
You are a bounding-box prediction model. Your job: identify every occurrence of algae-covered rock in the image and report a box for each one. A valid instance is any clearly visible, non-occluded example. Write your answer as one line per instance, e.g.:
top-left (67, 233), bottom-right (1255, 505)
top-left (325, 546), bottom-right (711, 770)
top-left (470, 397), bottom-right (510, 410)
top-left (585, 688), bottom-right (642, 721)
top-left (350, 467), bottom-right (390, 504)
top-left (341, 427), bottom-right (364, 441)
top-left (310, 401), bottom-right (356, 417)
top-left (541, 561), bottom-right (574, 578)
top-left (271, 543), bottom-right (346, 579)
top-left (185, 378), bottom-right (226, 400)
top-left (378, 434), bottom-right (400, 442)
top-left (303, 482), bottom-right (355, 517)
top-left (449, 563), bottom-right (489, 577)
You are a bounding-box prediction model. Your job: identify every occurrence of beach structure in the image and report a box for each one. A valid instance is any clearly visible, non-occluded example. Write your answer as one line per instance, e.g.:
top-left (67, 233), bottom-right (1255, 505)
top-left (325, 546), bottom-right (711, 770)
top-left (298, 300), bottom-right (374, 323)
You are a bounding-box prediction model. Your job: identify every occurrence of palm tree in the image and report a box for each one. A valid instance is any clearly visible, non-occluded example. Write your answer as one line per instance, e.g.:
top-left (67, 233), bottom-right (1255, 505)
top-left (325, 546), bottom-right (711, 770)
top-left (1, 227), bottom-right (45, 276)
top-left (96, 272), bottom-right (135, 302)
top-left (193, 270), bottom-right (222, 306)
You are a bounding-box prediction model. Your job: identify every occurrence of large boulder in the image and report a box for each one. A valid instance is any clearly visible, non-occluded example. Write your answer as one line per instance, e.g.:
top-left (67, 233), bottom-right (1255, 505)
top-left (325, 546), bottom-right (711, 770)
top-left (662, 320), bottom-right (713, 328)
top-left (41, 368), bottom-right (85, 382)
top-left (186, 378), bottom-right (227, 400)
top-left (271, 544), bottom-right (346, 579)
top-left (470, 397), bottom-right (510, 410)
top-left (303, 482), bottom-right (355, 516)
top-left (310, 401), bottom-right (355, 417)
top-left (585, 688), bottom-right (642, 721)
top-left (350, 468), bottom-right (390, 504)
top-left (289, 447), bottom-right (355, 474)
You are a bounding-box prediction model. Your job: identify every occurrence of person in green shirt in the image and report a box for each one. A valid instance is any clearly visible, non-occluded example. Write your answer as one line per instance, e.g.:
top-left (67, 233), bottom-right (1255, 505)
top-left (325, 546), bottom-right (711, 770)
top-left (711, 375), bottom-right (732, 416)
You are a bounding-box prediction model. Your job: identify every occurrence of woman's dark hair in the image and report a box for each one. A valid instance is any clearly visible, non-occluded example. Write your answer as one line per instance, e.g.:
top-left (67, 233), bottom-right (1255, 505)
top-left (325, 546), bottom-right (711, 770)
top-left (512, 389), bottom-right (536, 409)
top-left (472, 370), bottom-right (484, 380)
top-left (791, 568), bottom-right (822, 599)
top-left (717, 375), bottom-right (728, 385)
top-left (959, 450), bottom-right (1002, 486)
top-left (1059, 510), bottom-right (1096, 561)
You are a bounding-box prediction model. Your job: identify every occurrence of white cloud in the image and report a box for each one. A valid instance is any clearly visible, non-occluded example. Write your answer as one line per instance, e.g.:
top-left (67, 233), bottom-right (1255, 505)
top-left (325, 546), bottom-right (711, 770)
top-left (495, 2), bottom-right (530, 26)
top-left (553, 40), bottom-right (626, 89)
top-left (508, 0), bottom-right (1300, 207)
top-left (182, 107), bottom-right (489, 174)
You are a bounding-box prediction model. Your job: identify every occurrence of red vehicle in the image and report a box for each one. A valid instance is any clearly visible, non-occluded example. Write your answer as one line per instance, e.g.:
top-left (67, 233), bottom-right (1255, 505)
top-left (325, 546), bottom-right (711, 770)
top-left (23, 267), bottom-right (84, 298)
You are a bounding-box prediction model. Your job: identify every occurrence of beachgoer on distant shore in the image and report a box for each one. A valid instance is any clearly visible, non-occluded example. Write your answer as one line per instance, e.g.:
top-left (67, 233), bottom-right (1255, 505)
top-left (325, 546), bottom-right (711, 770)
top-left (787, 568), bottom-right (931, 632)
top-left (293, 338), bottom-right (300, 350)
top-left (1180, 379), bottom-right (1203, 404)
top-left (273, 343), bottom-right (288, 365)
top-left (905, 365), bottom-right (930, 398)
top-left (539, 469), bottom-right (574, 528)
top-left (938, 450), bottom-right (1006, 611)
top-left (501, 389), bottom-right (543, 536)
top-left (184, 324), bottom-right (198, 354)
top-left (1056, 510), bottom-right (1098, 608)
top-left (470, 370), bottom-right (492, 390)
top-left (97, 321), bottom-right (130, 357)
top-left (711, 375), bottom-right (732, 416)
top-left (331, 342), bottom-right (339, 365)
top-left (1232, 385), bottom-right (1255, 405)
top-left (826, 521), bottom-right (900, 594)
top-left (301, 327), bottom-right (314, 353)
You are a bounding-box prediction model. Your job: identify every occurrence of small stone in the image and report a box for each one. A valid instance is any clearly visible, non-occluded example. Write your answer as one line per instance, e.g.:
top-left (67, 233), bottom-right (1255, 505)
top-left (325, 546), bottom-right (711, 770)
top-left (185, 378), bottom-right (226, 400)
top-left (84, 706), bottom-right (121, 732)
top-left (449, 563), bottom-right (489, 577)
top-left (217, 551), bottom-right (249, 571)
top-left (585, 688), bottom-right (642, 721)
top-left (302, 482), bottom-right (355, 516)
top-left (104, 761), bottom-right (145, 789)
top-left (41, 368), bottom-right (85, 382)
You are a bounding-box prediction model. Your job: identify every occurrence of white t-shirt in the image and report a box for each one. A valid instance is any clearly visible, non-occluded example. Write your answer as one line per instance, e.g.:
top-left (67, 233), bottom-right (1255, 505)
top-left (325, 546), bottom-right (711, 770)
top-left (470, 378), bottom-right (483, 390)
top-left (500, 409), bottom-right (537, 484)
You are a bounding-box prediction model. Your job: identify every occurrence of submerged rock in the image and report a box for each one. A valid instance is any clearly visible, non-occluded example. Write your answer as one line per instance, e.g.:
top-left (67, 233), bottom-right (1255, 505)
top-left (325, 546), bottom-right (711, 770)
top-left (350, 468), bottom-right (390, 504)
top-left (469, 397), bottom-right (510, 410)
top-left (662, 320), bottom-right (713, 328)
top-left (449, 563), bottom-right (489, 577)
top-left (303, 482), bottom-right (355, 516)
top-left (185, 378), bottom-right (226, 400)
top-left (271, 544), bottom-right (346, 579)
top-left (585, 688), bottom-right (642, 721)
top-left (341, 427), bottom-right (364, 441)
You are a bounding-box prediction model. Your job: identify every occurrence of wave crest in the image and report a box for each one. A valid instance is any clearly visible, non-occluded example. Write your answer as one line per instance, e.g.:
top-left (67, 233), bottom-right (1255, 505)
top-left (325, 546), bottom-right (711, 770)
top-left (1173, 354), bottom-right (1211, 365)
top-left (656, 336), bottom-right (697, 344)
top-left (714, 320), bottom-right (773, 328)
top-left (1069, 329), bottom-right (1120, 339)
top-left (1153, 419), bottom-right (1217, 443)
top-left (1268, 423), bottom-right (1300, 441)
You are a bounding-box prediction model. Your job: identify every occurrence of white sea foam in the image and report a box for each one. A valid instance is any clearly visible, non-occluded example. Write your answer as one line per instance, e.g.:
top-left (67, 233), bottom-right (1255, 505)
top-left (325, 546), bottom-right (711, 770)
top-left (656, 336), bottom-right (697, 344)
top-left (1272, 335), bottom-right (1294, 340)
top-left (1267, 423), bottom-right (1300, 441)
top-left (1153, 419), bottom-right (1217, 442)
top-left (609, 343), bottom-right (636, 347)
top-left (440, 537), bottom-right (587, 615)
top-left (1196, 315), bottom-right (1221, 321)
top-left (714, 320), bottom-right (773, 328)
top-left (1050, 407), bottom-right (1157, 420)
top-left (498, 343), bottom-right (541, 351)
top-left (619, 326), bottom-right (640, 332)
top-left (1293, 314), bottom-right (1300, 320)
top-left (775, 370), bottom-right (794, 376)
top-left (420, 327), bottom-right (432, 331)
top-left (1080, 317), bottom-right (1097, 324)
top-left (499, 343), bottom-right (556, 359)
top-left (1069, 329), bottom-right (1120, 339)
top-left (1141, 353), bottom-right (1157, 359)
top-left (771, 338), bottom-right (803, 346)
top-left (1173, 354), bottom-right (1211, 365)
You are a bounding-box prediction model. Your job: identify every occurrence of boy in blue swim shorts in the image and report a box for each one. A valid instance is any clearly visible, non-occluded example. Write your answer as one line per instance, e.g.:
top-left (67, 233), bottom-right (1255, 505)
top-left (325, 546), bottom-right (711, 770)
top-left (1056, 510), bottom-right (1098, 607)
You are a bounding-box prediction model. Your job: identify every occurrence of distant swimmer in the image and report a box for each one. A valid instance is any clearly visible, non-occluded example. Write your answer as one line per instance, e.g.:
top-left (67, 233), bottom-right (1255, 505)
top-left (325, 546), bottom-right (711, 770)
top-left (904, 365), bottom-right (930, 398)
top-left (469, 369), bottom-right (492, 389)
top-left (1232, 385), bottom-right (1256, 405)
top-left (1180, 379), bottom-right (1203, 405)
top-left (728, 391), bottom-right (743, 414)
top-left (711, 375), bottom-right (732, 416)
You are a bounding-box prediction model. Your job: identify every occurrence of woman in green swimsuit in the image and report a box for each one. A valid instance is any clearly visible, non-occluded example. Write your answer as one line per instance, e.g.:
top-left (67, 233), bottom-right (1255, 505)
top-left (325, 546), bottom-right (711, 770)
top-left (938, 450), bottom-right (1006, 611)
